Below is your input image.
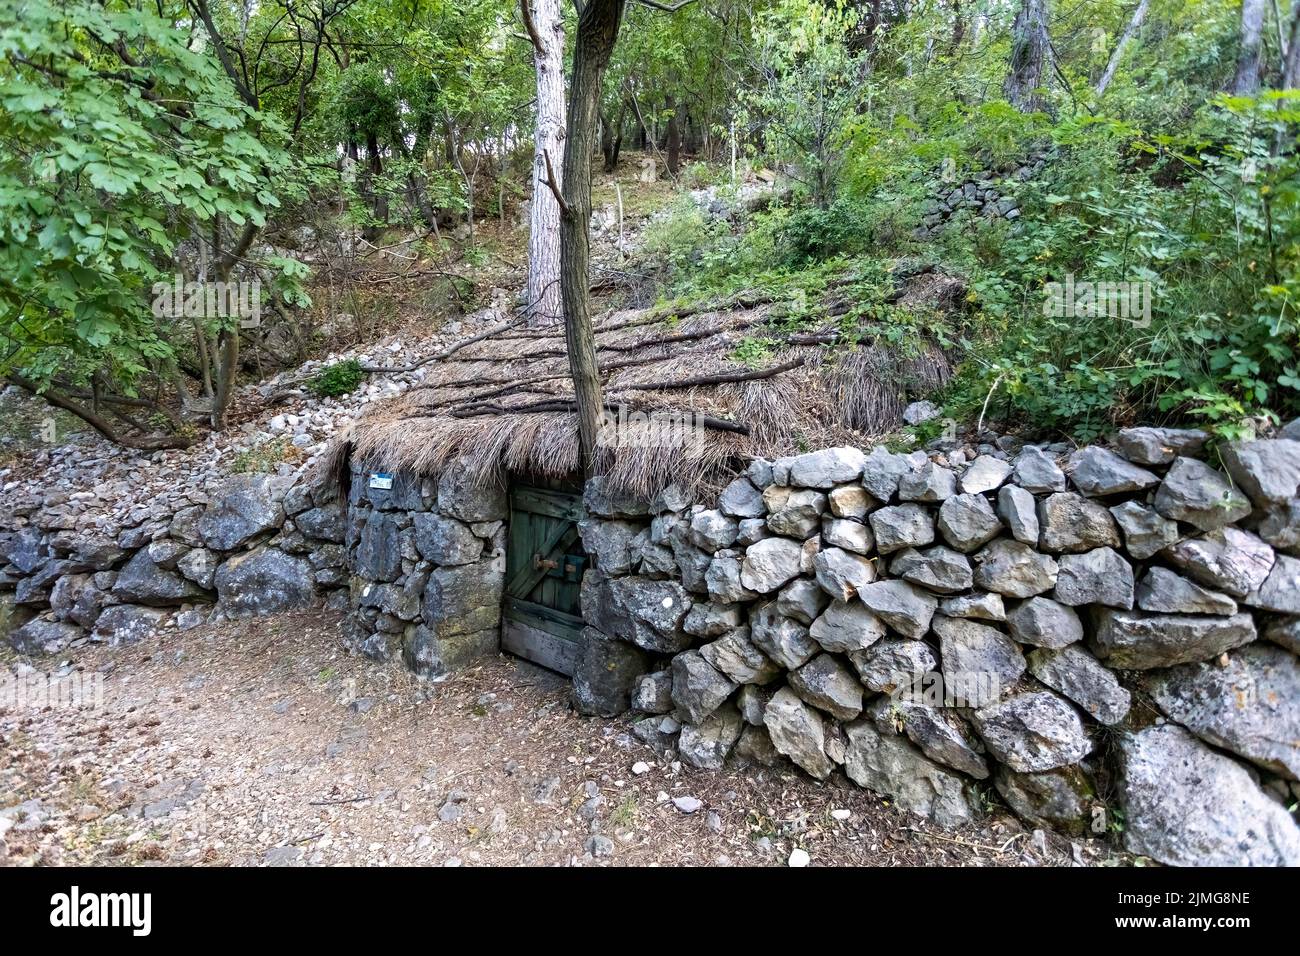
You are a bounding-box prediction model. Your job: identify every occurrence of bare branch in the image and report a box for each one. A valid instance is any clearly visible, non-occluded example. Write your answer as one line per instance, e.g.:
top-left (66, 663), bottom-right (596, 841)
top-left (542, 148), bottom-right (572, 217)
top-left (519, 0), bottom-right (545, 53)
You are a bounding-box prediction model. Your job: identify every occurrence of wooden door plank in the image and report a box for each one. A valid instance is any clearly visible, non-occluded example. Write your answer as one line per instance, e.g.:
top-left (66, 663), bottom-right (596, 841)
top-left (504, 595), bottom-right (584, 635)
top-left (510, 487), bottom-right (585, 522)
top-left (502, 620), bottom-right (581, 676)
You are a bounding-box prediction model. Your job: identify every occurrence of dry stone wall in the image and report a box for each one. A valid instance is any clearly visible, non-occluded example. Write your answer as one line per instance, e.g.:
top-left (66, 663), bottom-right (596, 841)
top-left (341, 458), bottom-right (507, 676)
top-left (1, 471), bottom-right (349, 652)
top-left (574, 426), bottom-right (1300, 866)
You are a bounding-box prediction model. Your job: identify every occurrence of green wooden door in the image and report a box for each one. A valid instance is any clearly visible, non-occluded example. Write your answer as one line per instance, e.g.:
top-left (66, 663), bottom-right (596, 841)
top-left (501, 485), bottom-right (588, 676)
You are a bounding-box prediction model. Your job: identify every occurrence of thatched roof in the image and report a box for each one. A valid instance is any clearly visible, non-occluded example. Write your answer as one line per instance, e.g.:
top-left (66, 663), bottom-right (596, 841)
top-left (327, 265), bottom-right (964, 500)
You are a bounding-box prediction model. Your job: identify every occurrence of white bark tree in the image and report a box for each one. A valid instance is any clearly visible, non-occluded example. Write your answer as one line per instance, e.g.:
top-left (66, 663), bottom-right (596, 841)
top-left (1233, 0), bottom-right (1268, 94)
top-left (1095, 0), bottom-right (1150, 97)
top-left (522, 0), bottom-right (566, 326)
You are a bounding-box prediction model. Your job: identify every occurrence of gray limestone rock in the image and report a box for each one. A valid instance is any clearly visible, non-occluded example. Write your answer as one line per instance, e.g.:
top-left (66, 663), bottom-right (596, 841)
top-left (809, 599), bottom-right (887, 654)
top-left (868, 503), bottom-right (936, 554)
top-left (790, 653), bottom-right (865, 720)
top-left (1026, 645), bottom-right (1131, 726)
top-left (960, 456), bottom-right (1013, 495)
top-left (632, 670), bottom-right (673, 714)
top-left (1163, 528), bottom-right (1275, 598)
top-left (1246, 553), bottom-right (1300, 614)
top-left (1108, 500), bottom-right (1179, 560)
top-left (890, 546), bottom-right (973, 594)
top-left (718, 477), bottom-right (766, 518)
top-left (1037, 492), bottom-right (1121, 554)
top-left (996, 485), bottom-right (1040, 546)
top-left (764, 686), bottom-right (834, 779)
top-left (197, 474), bottom-right (288, 551)
top-left (1090, 608), bottom-right (1257, 669)
top-left (1114, 427), bottom-right (1209, 466)
top-left (1005, 596), bottom-right (1083, 649)
top-left (933, 615), bottom-right (1025, 702)
top-left (994, 765), bottom-right (1096, 837)
top-left (842, 720), bottom-right (976, 827)
top-left (939, 591), bottom-right (1006, 621)
top-left (572, 628), bottom-right (650, 717)
top-left (749, 601), bottom-right (819, 670)
top-left (215, 548), bottom-right (315, 618)
top-left (1053, 547), bottom-right (1134, 609)
top-left (1117, 723), bottom-right (1300, 866)
top-left (866, 696), bottom-right (989, 779)
top-left (972, 539), bottom-right (1058, 598)
top-left (739, 537), bottom-right (804, 593)
top-left (1012, 446), bottom-right (1066, 493)
top-left (670, 649), bottom-right (738, 724)
top-left (700, 627), bottom-right (780, 685)
top-left (1146, 643), bottom-right (1300, 779)
top-left (861, 447), bottom-right (913, 502)
top-left (1136, 567), bottom-right (1237, 616)
top-left (113, 549), bottom-right (208, 606)
top-left (822, 517), bottom-right (873, 555)
top-left (787, 446), bottom-right (867, 489)
top-left (774, 578), bottom-right (829, 625)
top-left (937, 494), bottom-right (1002, 552)
top-left (1067, 446), bottom-right (1160, 497)
top-left (898, 463), bottom-right (958, 503)
top-left (858, 580), bottom-right (938, 639)
top-left (1153, 457), bottom-right (1252, 531)
top-left (678, 703), bottom-right (744, 770)
top-left (414, 513), bottom-right (484, 566)
top-left (970, 691), bottom-right (1093, 773)
top-left (813, 547), bottom-right (877, 602)
top-left (1220, 438), bottom-right (1300, 506)
top-left (848, 638), bottom-right (938, 694)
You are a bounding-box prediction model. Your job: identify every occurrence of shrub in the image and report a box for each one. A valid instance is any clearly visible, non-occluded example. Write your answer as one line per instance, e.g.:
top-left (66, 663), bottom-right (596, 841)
top-left (308, 358), bottom-right (365, 397)
top-left (775, 200), bottom-right (872, 267)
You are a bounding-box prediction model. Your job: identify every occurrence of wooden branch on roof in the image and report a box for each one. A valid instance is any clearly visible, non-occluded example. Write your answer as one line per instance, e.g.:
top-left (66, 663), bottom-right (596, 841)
top-left (616, 356), bottom-right (806, 391)
top-left (598, 316), bottom-right (762, 352)
top-left (447, 398), bottom-right (749, 434)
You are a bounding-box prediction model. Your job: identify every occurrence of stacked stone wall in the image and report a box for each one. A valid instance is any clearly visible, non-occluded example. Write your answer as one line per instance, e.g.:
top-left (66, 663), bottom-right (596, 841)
top-left (2, 471), bottom-right (349, 652)
top-left (342, 458), bottom-right (507, 676)
top-left (573, 426), bottom-right (1300, 866)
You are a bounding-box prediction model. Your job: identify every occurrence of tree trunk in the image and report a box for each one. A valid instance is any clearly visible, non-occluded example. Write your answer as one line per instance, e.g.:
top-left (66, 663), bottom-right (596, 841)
top-left (665, 92), bottom-right (682, 177)
top-left (525, 0), bottom-right (566, 326)
top-left (1233, 0), bottom-right (1268, 94)
top-left (601, 103), bottom-right (625, 172)
top-left (363, 134), bottom-right (388, 240)
top-left (559, 0), bottom-right (625, 474)
top-left (950, 0), bottom-right (966, 51)
top-left (1283, 0), bottom-right (1300, 89)
top-left (1004, 0), bottom-right (1052, 113)
top-left (1095, 0), bottom-right (1150, 96)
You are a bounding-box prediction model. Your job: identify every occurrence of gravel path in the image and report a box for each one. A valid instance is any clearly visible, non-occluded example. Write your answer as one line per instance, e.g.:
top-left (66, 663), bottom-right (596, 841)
top-left (0, 610), bottom-right (1125, 867)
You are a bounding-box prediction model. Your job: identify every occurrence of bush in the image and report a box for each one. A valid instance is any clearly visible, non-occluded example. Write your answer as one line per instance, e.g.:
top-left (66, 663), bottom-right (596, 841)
top-left (308, 359), bottom-right (365, 397)
top-left (776, 200), bottom-right (872, 267)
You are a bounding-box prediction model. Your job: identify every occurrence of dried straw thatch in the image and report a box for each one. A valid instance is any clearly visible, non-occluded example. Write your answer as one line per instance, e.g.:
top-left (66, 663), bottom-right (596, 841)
top-left (326, 269), bottom-right (962, 500)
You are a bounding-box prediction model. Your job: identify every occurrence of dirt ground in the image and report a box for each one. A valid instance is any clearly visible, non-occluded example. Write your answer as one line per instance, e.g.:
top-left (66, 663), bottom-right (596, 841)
top-left (0, 610), bottom-right (1131, 867)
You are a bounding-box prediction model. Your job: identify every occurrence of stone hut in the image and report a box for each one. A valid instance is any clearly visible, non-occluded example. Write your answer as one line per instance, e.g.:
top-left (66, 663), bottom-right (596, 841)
top-left (323, 288), bottom-right (1300, 867)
